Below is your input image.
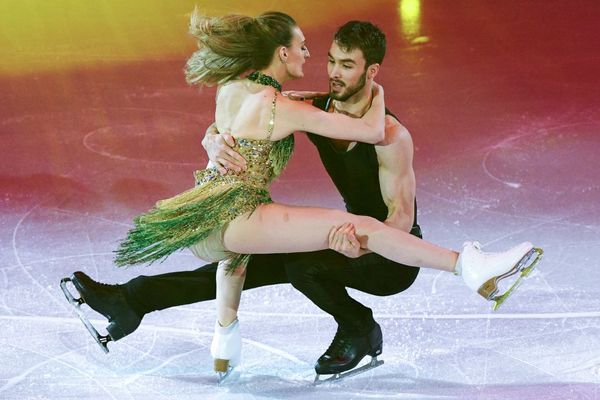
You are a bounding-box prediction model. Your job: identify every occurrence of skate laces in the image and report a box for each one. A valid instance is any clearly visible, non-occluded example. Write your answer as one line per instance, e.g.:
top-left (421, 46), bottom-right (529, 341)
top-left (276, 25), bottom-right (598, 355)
top-left (324, 328), bottom-right (352, 356)
top-left (97, 281), bottom-right (118, 290)
top-left (79, 275), bottom-right (119, 291)
top-left (456, 241), bottom-right (483, 276)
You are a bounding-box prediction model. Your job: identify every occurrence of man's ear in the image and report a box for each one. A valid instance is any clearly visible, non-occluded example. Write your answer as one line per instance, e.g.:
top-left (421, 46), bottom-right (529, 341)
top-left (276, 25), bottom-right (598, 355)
top-left (367, 63), bottom-right (380, 80)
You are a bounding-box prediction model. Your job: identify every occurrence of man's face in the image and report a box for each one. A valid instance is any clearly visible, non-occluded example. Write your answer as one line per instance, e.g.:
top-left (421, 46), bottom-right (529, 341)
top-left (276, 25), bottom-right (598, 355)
top-left (327, 41), bottom-right (368, 101)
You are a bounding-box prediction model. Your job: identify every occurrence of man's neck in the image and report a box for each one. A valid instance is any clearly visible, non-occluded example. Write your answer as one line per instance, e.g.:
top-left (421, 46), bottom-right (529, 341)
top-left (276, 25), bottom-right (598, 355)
top-left (331, 81), bottom-right (374, 118)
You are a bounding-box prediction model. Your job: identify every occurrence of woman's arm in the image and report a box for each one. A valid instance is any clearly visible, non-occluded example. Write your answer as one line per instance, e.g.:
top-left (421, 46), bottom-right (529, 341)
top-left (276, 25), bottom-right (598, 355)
top-left (283, 90), bottom-right (329, 101)
top-left (273, 84), bottom-right (386, 143)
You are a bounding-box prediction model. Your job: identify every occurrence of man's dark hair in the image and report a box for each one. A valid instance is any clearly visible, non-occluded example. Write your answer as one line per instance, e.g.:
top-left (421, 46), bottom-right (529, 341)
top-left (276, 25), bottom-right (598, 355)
top-left (333, 21), bottom-right (387, 67)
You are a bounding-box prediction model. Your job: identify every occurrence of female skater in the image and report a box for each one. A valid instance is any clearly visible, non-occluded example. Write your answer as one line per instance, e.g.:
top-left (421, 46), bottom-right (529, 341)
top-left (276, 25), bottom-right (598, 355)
top-left (114, 9), bottom-right (542, 378)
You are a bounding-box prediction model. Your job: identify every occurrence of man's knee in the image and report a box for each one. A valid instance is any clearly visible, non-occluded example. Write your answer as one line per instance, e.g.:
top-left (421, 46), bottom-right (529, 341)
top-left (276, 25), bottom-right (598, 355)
top-left (285, 256), bottom-right (319, 292)
top-left (285, 250), bottom-right (341, 292)
top-left (366, 266), bottom-right (420, 296)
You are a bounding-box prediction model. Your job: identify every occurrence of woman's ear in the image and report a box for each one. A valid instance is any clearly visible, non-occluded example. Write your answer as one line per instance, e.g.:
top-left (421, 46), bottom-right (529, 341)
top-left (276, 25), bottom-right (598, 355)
top-left (279, 47), bottom-right (288, 64)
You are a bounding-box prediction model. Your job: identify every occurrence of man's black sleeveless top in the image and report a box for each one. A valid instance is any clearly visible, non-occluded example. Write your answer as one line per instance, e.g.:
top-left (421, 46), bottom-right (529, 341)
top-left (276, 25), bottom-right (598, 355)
top-left (307, 96), bottom-right (420, 234)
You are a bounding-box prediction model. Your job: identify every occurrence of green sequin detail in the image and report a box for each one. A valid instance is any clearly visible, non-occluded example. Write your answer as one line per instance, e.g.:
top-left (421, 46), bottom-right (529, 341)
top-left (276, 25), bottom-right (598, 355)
top-left (247, 71), bottom-right (282, 92)
top-left (114, 135), bottom-right (294, 272)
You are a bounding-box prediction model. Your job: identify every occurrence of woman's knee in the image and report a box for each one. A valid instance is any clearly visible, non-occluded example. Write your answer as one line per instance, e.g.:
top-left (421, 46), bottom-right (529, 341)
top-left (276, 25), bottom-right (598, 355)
top-left (217, 259), bottom-right (247, 279)
top-left (352, 215), bottom-right (382, 236)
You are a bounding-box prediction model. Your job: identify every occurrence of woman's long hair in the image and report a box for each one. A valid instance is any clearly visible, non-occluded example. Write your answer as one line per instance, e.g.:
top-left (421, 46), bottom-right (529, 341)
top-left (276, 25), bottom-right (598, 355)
top-left (185, 8), bottom-right (297, 86)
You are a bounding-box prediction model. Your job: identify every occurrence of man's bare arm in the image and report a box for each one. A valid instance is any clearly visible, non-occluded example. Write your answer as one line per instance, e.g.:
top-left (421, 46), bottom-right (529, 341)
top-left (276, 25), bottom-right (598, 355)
top-left (201, 122), bottom-right (246, 174)
top-left (375, 116), bottom-right (416, 233)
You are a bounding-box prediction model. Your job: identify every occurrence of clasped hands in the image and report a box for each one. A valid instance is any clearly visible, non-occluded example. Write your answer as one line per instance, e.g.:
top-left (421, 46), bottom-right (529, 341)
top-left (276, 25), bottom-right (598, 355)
top-left (328, 222), bottom-right (369, 258)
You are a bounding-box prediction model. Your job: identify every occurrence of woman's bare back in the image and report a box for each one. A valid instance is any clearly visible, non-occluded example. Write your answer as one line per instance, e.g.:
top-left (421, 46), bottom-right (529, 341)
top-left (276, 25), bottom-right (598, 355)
top-left (215, 80), bottom-right (278, 141)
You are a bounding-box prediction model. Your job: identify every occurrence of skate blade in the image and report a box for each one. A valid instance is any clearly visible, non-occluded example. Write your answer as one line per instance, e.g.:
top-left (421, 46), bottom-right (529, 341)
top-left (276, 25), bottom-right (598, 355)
top-left (489, 247), bottom-right (544, 311)
top-left (60, 277), bottom-right (111, 354)
top-left (60, 277), bottom-right (84, 308)
top-left (216, 366), bottom-right (238, 385)
top-left (313, 356), bottom-right (384, 385)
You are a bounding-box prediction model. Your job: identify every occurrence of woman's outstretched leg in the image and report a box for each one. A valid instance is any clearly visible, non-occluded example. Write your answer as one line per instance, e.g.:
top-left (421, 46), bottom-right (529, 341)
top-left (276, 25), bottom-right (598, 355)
top-left (223, 203), bottom-right (542, 310)
top-left (224, 203), bottom-right (458, 271)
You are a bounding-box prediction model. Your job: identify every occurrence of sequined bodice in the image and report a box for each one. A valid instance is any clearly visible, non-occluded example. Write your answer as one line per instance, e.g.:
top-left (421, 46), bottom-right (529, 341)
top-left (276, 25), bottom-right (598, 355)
top-left (194, 136), bottom-right (293, 189)
top-left (114, 75), bottom-right (293, 269)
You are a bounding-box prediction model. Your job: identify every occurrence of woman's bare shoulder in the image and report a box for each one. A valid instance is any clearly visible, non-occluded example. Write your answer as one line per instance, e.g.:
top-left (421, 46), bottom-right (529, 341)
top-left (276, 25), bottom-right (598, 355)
top-left (217, 79), bottom-right (247, 98)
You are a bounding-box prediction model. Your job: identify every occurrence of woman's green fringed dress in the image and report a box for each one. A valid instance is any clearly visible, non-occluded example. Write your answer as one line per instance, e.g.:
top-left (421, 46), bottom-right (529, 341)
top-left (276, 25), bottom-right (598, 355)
top-left (114, 134), bottom-right (294, 271)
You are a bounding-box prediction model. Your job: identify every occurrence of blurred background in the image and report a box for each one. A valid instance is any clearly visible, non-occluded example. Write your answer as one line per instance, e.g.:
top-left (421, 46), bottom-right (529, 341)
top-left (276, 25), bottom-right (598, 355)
top-left (1, 1), bottom-right (599, 399)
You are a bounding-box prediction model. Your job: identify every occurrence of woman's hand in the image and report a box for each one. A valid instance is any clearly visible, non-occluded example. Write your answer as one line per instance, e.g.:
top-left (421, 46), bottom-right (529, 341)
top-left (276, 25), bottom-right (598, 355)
top-left (328, 223), bottom-right (369, 258)
top-left (201, 123), bottom-right (247, 174)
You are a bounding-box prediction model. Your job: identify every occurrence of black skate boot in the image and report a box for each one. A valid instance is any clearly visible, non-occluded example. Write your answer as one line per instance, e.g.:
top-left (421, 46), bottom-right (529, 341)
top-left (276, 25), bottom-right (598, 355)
top-left (313, 323), bottom-right (384, 384)
top-left (60, 271), bottom-right (142, 353)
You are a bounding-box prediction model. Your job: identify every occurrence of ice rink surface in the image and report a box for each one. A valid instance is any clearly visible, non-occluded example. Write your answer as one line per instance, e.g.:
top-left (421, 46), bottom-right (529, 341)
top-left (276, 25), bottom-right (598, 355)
top-left (1, 1), bottom-right (599, 399)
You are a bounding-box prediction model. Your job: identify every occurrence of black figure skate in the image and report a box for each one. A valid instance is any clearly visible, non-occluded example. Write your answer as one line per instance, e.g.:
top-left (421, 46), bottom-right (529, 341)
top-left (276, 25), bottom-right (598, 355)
top-left (60, 271), bottom-right (141, 353)
top-left (313, 323), bottom-right (384, 385)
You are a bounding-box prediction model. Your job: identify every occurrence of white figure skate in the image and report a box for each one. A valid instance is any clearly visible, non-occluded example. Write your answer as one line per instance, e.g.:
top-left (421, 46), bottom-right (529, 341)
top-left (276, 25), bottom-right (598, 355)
top-left (459, 241), bottom-right (543, 310)
top-left (211, 318), bottom-right (241, 383)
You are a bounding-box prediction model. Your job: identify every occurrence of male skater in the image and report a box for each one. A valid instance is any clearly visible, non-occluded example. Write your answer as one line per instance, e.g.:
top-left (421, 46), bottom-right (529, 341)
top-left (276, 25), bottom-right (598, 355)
top-left (63, 21), bottom-right (422, 381)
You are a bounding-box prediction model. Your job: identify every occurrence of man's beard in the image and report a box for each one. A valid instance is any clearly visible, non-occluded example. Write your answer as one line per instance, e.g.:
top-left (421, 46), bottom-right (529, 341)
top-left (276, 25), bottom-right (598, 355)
top-left (329, 70), bottom-right (367, 101)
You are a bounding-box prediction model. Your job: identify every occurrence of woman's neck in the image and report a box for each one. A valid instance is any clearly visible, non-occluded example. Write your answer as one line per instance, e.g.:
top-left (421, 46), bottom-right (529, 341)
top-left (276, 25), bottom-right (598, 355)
top-left (258, 66), bottom-right (289, 86)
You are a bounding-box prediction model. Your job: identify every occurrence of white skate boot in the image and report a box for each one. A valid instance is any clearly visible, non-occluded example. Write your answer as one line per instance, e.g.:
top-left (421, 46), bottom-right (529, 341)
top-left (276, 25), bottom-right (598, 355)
top-left (457, 241), bottom-right (543, 310)
top-left (211, 318), bottom-right (241, 383)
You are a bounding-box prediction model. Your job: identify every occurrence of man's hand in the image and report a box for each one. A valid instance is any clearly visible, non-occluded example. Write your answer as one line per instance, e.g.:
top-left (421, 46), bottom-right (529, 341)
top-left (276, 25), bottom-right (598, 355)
top-left (328, 223), bottom-right (369, 258)
top-left (201, 123), bottom-right (246, 174)
top-left (283, 90), bottom-right (328, 101)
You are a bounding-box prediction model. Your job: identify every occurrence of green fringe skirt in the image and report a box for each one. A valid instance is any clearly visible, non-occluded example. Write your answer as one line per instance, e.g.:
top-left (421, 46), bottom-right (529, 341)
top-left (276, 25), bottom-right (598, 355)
top-left (114, 173), bottom-right (271, 271)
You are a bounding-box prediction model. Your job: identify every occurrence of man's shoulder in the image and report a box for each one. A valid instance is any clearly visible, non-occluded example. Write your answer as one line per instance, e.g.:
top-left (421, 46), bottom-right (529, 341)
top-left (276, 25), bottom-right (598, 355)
top-left (306, 96), bottom-right (330, 143)
top-left (375, 122), bottom-right (414, 170)
top-left (378, 115), bottom-right (412, 148)
top-left (311, 95), bottom-right (330, 111)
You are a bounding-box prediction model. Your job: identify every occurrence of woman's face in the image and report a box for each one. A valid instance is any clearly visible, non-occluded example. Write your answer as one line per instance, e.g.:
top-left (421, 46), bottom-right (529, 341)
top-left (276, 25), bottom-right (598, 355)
top-left (284, 26), bottom-right (310, 79)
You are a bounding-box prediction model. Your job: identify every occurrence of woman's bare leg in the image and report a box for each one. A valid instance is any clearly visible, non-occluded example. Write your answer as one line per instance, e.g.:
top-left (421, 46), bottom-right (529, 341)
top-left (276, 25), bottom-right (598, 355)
top-left (211, 258), bottom-right (246, 374)
top-left (216, 259), bottom-right (247, 327)
top-left (218, 202), bottom-right (539, 316)
top-left (223, 203), bottom-right (458, 272)
top-left (211, 257), bottom-right (245, 375)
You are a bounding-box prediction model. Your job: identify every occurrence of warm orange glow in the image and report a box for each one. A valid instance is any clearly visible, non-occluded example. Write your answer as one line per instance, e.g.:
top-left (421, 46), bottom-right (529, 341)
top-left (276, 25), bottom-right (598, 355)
top-left (0, 0), bottom-right (395, 76)
top-left (398, 0), bottom-right (425, 41)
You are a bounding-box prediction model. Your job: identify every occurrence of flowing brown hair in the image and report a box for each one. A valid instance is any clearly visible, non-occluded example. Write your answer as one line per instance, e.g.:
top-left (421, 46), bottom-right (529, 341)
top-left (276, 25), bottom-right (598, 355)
top-left (185, 8), bottom-right (297, 86)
